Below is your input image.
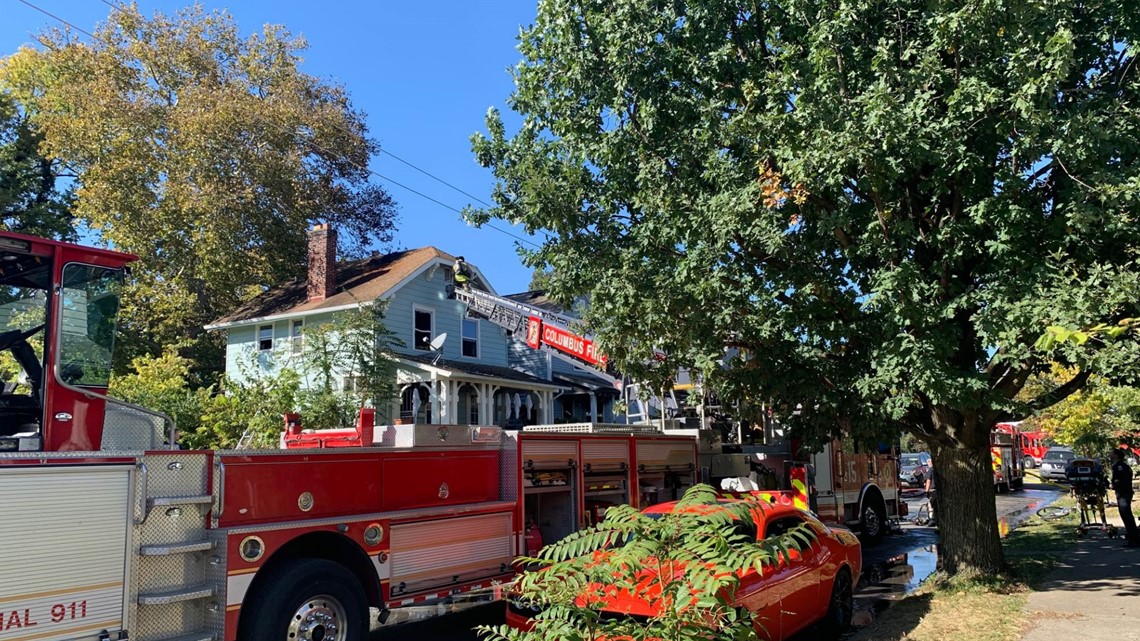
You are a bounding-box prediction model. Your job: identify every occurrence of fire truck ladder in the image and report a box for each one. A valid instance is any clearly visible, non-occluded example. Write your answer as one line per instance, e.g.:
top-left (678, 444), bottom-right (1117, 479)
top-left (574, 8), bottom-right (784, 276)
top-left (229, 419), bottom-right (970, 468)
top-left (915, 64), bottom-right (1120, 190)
top-left (452, 286), bottom-right (676, 425)
top-left (452, 286), bottom-right (618, 383)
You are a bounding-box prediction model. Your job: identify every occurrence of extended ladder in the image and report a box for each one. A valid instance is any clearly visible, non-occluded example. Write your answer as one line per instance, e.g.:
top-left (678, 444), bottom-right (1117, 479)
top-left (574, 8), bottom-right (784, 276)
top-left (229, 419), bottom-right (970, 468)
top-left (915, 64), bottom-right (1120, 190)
top-left (453, 286), bottom-right (683, 425)
top-left (452, 286), bottom-right (617, 382)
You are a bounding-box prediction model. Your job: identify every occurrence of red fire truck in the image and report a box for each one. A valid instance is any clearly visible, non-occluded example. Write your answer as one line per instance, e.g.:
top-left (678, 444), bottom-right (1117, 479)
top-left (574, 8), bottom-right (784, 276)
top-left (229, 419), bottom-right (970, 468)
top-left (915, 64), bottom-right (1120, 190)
top-left (0, 230), bottom-right (706, 641)
top-left (992, 422), bottom-right (1025, 492)
top-left (1020, 429), bottom-right (1048, 469)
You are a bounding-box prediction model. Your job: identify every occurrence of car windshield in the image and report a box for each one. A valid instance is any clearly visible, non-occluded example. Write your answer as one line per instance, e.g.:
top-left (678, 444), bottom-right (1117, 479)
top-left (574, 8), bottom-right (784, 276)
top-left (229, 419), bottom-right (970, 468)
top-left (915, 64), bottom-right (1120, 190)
top-left (1043, 451), bottom-right (1073, 461)
top-left (902, 455), bottom-right (923, 466)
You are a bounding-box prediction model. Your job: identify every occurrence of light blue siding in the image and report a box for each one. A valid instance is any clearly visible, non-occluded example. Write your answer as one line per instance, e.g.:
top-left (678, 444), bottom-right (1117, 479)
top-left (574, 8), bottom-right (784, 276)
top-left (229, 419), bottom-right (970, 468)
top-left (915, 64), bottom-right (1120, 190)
top-left (384, 267), bottom-right (511, 366)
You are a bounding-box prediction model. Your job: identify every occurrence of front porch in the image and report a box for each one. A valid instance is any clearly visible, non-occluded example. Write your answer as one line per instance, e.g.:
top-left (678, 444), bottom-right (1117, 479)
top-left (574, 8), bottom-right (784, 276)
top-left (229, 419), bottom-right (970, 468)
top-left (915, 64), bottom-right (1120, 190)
top-left (391, 354), bottom-right (564, 428)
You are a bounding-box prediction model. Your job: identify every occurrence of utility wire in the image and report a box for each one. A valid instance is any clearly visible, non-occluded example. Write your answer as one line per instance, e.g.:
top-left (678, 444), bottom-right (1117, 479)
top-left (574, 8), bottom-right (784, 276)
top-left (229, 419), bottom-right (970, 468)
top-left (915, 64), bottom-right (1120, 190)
top-left (13, 0), bottom-right (546, 250)
top-left (379, 148), bottom-right (493, 209)
top-left (16, 0), bottom-right (95, 38)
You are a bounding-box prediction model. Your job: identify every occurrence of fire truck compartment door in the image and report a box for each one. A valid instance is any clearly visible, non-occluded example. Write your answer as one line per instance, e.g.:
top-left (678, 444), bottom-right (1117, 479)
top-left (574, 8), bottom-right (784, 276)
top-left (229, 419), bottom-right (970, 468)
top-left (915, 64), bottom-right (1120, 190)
top-left (581, 439), bottom-right (629, 472)
top-left (0, 465), bottom-right (130, 641)
top-left (636, 441), bottom-right (695, 472)
top-left (388, 511), bottom-right (514, 597)
top-left (522, 439), bottom-right (578, 470)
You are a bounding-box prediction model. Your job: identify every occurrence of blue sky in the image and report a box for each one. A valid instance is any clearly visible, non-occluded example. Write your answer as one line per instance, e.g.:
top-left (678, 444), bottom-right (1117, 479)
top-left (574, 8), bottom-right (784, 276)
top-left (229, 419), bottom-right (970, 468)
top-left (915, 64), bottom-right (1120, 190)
top-left (2, 0), bottom-right (541, 293)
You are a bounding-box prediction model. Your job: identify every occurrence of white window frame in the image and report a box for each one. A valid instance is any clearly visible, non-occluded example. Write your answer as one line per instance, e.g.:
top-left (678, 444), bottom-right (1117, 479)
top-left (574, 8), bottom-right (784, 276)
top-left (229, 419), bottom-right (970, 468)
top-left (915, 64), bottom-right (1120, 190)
top-left (413, 305), bottom-right (435, 351)
top-left (461, 317), bottom-right (480, 359)
top-left (257, 324), bottom-right (274, 352)
top-left (342, 375), bottom-right (360, 393)
top-left (290, 318), bottom-right (304, 354)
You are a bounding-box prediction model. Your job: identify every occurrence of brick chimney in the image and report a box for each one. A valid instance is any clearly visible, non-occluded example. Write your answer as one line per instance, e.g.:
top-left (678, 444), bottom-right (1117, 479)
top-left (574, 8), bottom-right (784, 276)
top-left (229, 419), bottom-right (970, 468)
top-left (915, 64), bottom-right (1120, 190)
top-left (307, 223), bottom-right (337, 301)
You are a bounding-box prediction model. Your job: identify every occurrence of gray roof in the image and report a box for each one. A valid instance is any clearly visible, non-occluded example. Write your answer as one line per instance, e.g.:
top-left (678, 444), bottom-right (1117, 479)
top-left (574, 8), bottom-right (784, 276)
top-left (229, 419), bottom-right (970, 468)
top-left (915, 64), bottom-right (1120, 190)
top-left (399, 352), bottom-right (562, 389)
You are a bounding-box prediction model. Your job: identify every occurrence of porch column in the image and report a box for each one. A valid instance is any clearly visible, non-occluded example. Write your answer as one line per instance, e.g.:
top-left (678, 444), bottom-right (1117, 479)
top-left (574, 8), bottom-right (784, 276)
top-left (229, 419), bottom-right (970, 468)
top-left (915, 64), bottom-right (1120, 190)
top-left (589, 392), bottom-right (598, 423)
top-left (485, 385), bottom-right (500, 426)
top-left (544, 391), bottom-right (554, 424)
top-left (439, 379), bottom-right (453, 424)
top-left (429, 374), bottom-right (441, 425)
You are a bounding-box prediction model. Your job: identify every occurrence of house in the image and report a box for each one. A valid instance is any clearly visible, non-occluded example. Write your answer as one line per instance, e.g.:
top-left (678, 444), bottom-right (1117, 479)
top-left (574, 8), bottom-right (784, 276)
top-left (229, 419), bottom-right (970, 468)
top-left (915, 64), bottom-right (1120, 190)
top-left (206, 225), bottom-right (619, 427)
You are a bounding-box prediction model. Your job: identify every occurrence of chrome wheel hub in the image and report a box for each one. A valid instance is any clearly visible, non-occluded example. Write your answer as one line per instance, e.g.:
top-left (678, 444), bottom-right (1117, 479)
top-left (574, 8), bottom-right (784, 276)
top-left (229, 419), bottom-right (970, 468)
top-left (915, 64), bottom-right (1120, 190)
top-left (863, 506), bottom-right (880, 535)
top-left (287, 595), bottom-right (347, 641)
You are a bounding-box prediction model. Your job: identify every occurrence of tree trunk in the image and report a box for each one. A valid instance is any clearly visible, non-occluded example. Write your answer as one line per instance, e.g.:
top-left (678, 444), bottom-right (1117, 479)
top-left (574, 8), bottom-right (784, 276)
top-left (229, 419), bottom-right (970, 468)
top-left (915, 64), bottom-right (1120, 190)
top-left (930, 442), bottom-right (1005, 577)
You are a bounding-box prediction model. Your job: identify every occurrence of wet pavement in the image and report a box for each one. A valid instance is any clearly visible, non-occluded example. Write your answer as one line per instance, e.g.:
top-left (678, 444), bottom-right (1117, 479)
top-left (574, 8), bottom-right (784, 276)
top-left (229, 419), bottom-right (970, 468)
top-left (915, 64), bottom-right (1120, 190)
top-left (371, 483), bottom-right (1065, 640)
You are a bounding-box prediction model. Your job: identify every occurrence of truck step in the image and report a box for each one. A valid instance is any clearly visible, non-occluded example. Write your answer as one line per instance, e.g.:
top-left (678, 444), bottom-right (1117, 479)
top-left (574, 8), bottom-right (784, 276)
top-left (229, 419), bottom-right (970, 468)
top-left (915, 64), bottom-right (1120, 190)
top-left (152, 631), bottom-right (216, 641)
top-left (137, 584), bottom-right (214, 605)
top-left (148, 494), bottom-right (213, 508)
top-left (139, 539), bottom-right (215, 556)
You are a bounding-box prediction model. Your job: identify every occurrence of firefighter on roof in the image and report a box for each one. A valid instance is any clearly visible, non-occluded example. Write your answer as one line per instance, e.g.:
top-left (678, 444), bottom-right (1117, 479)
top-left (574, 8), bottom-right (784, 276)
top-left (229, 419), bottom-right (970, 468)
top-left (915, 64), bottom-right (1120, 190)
top-left (454, 256), bottom-right (471, 285)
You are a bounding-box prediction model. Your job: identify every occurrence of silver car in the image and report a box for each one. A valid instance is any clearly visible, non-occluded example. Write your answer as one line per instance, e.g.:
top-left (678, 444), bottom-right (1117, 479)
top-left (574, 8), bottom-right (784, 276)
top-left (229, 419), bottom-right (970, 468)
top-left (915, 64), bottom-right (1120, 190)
top-left (1038, 447), bottom-right (1076, 481)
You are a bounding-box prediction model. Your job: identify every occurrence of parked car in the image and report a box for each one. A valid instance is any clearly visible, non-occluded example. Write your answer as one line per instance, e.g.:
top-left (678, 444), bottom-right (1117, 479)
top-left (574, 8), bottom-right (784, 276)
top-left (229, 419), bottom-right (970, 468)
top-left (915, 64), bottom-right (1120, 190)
top-left (1039, 447), bottom-right (1076, 481)
top-left (506, 499), bottom-right (862, 640)
top-left (900, 452), bottom-right (932, 488)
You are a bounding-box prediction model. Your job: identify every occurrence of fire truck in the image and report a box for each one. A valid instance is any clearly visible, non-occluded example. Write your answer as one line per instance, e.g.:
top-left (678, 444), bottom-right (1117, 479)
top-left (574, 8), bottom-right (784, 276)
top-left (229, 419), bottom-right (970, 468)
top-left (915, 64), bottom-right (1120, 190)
top-left (1020, 429), bottom-right (1047, 469)
top-left (992, 422), bottom-right (1026, 492)
top-left (0, 231), bottom-right (704, 641)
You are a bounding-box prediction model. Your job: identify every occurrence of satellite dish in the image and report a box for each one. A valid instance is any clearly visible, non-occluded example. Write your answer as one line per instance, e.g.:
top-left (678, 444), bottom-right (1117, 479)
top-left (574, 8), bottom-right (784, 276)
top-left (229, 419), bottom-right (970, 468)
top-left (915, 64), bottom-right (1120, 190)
top-left (429, 333), bottom-right (448, 351)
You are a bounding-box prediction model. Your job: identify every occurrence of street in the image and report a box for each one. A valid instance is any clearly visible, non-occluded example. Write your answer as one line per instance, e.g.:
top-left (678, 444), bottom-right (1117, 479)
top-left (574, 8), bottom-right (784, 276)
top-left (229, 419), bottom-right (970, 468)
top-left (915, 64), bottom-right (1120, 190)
top-left (369, 483), bottom-right (1064, 640)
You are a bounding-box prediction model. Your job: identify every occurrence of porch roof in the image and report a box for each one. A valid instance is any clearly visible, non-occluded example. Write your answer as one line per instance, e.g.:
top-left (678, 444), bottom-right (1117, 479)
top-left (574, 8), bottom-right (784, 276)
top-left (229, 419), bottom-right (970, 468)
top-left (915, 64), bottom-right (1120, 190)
top-left (552, 370), bottom-right (622, 396)
top-left (398, 353), bottom-right (566, 391)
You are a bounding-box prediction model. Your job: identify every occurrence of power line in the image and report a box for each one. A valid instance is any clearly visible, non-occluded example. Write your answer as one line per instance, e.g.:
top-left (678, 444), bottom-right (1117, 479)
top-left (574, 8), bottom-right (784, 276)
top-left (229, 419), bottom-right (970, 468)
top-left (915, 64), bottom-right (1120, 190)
top-left (15, 0), bottom-right (95, 38)
top-left (13, 0), bottom-right (546, 250)
top-left (379, 148), bottom-right (493, 209)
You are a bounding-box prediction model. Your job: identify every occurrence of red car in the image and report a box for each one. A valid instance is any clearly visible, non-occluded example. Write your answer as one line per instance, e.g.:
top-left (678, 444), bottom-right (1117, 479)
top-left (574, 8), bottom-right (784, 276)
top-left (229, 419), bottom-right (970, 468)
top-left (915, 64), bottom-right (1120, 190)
top-left (506, 500), bottom-right (862, 640)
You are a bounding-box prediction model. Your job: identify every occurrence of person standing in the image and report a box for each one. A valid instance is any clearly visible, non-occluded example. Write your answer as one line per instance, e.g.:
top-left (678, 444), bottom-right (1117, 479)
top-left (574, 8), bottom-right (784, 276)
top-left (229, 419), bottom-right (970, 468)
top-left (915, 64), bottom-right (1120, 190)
top-left (1110, 448), bottom-right (1140, 548)
top-left (923, 459), bottom-right (937, 525)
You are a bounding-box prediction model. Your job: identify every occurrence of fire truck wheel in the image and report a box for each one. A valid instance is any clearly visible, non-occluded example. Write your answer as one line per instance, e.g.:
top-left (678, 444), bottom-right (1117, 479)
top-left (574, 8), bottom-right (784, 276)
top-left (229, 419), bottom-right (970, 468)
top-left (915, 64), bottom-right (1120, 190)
top-left (239, 558), bottom-right (368, 641)
top-left (859, 500), bottom-right (886, 545)
top-left (816, 567), bottom-right (854, 639)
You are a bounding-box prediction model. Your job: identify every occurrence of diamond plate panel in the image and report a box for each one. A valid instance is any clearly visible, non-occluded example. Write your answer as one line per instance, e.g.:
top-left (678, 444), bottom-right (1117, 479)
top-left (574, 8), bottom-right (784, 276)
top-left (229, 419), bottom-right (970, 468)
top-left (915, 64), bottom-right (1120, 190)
top-left (133, 453), bottom-right (213, 641)
top-left (205, 530), bottom-right (229, 640)
top-left (499, 431), bottom-right (519, 503)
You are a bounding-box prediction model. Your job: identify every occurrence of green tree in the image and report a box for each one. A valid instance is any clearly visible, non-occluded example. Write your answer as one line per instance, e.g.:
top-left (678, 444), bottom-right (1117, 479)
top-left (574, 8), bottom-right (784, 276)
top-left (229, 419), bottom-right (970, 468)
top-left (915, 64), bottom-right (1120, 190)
top-left (0, 3), bottom-right (397, 370)
top-left (471, 1), bottom-right (1140, 577)
top-left (0, 92), bottom-right (75, 240)
top-left (289, 302), bottom-right (402, 430)
top-left (1021, 365), bottom-right (1140, 456)
top-left (198, 362), bottom-right (302, 449)
top-left (479, 485), bottom-right (818, 641)
top-left (108, 349), bottom-right (212, 446)
top-left (527, 267), bottom-right (554, 292)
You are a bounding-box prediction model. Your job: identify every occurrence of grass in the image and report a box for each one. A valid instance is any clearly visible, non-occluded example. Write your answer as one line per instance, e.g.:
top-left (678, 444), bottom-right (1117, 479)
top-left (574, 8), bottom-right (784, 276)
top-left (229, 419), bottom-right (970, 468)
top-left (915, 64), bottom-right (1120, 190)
top-left (848, 495), bottom-right (1079, 641)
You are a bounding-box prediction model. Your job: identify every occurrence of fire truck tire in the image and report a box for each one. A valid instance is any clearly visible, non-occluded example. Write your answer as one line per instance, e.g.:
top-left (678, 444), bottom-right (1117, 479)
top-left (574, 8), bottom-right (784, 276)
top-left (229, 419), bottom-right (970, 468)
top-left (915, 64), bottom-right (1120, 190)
top-left (816, 567), bottom-right (854, 639)
top-left (859, 499), bottom-right (886, 545)
top-left (239, 558), bottom-right (368, 641)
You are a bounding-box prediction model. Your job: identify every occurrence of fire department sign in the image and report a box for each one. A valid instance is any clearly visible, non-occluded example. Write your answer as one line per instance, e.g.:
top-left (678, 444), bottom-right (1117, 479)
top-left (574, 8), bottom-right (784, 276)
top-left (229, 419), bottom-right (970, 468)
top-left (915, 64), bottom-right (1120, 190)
top-left (525, 316), bottom-right (607, 367)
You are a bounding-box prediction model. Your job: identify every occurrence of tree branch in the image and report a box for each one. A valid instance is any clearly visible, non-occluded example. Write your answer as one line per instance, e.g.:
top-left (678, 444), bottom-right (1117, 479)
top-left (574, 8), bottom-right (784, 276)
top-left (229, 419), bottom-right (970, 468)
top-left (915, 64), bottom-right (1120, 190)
top-left (1027, 369), bottom-right (1091, 412)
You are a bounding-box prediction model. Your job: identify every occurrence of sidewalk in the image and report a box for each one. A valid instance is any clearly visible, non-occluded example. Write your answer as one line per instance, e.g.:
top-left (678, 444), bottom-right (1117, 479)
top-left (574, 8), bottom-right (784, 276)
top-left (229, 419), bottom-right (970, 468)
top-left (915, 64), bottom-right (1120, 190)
top-left (1022, 510), bottom-right (1140, 641)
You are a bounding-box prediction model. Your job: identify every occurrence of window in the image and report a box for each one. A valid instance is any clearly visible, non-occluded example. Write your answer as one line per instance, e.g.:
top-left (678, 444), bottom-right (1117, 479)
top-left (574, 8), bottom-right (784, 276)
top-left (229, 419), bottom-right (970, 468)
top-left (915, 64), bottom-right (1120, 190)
top-left (290, 319), bottom-right (304, 354)
top-left (258, 325), bottom-right (273, 352)
top-left (59, 264), bottom-right (124, 388)
top-left (414, 308), bottom-right (434, 351)
top-left (462, 318), bottom-right (479, 358)
top-left (763, 515), bottom-right (806, 540)
top-left (342, 376), bottom-right (359, 393)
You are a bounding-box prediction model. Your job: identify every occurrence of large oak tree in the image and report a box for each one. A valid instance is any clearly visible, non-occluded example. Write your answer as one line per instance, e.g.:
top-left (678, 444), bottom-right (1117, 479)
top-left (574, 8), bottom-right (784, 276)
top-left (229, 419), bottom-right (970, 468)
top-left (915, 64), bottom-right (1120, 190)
top-left (0, 4), bottom-right (396, 371)
top-left (471, 0), bottom-right (1140, 576)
